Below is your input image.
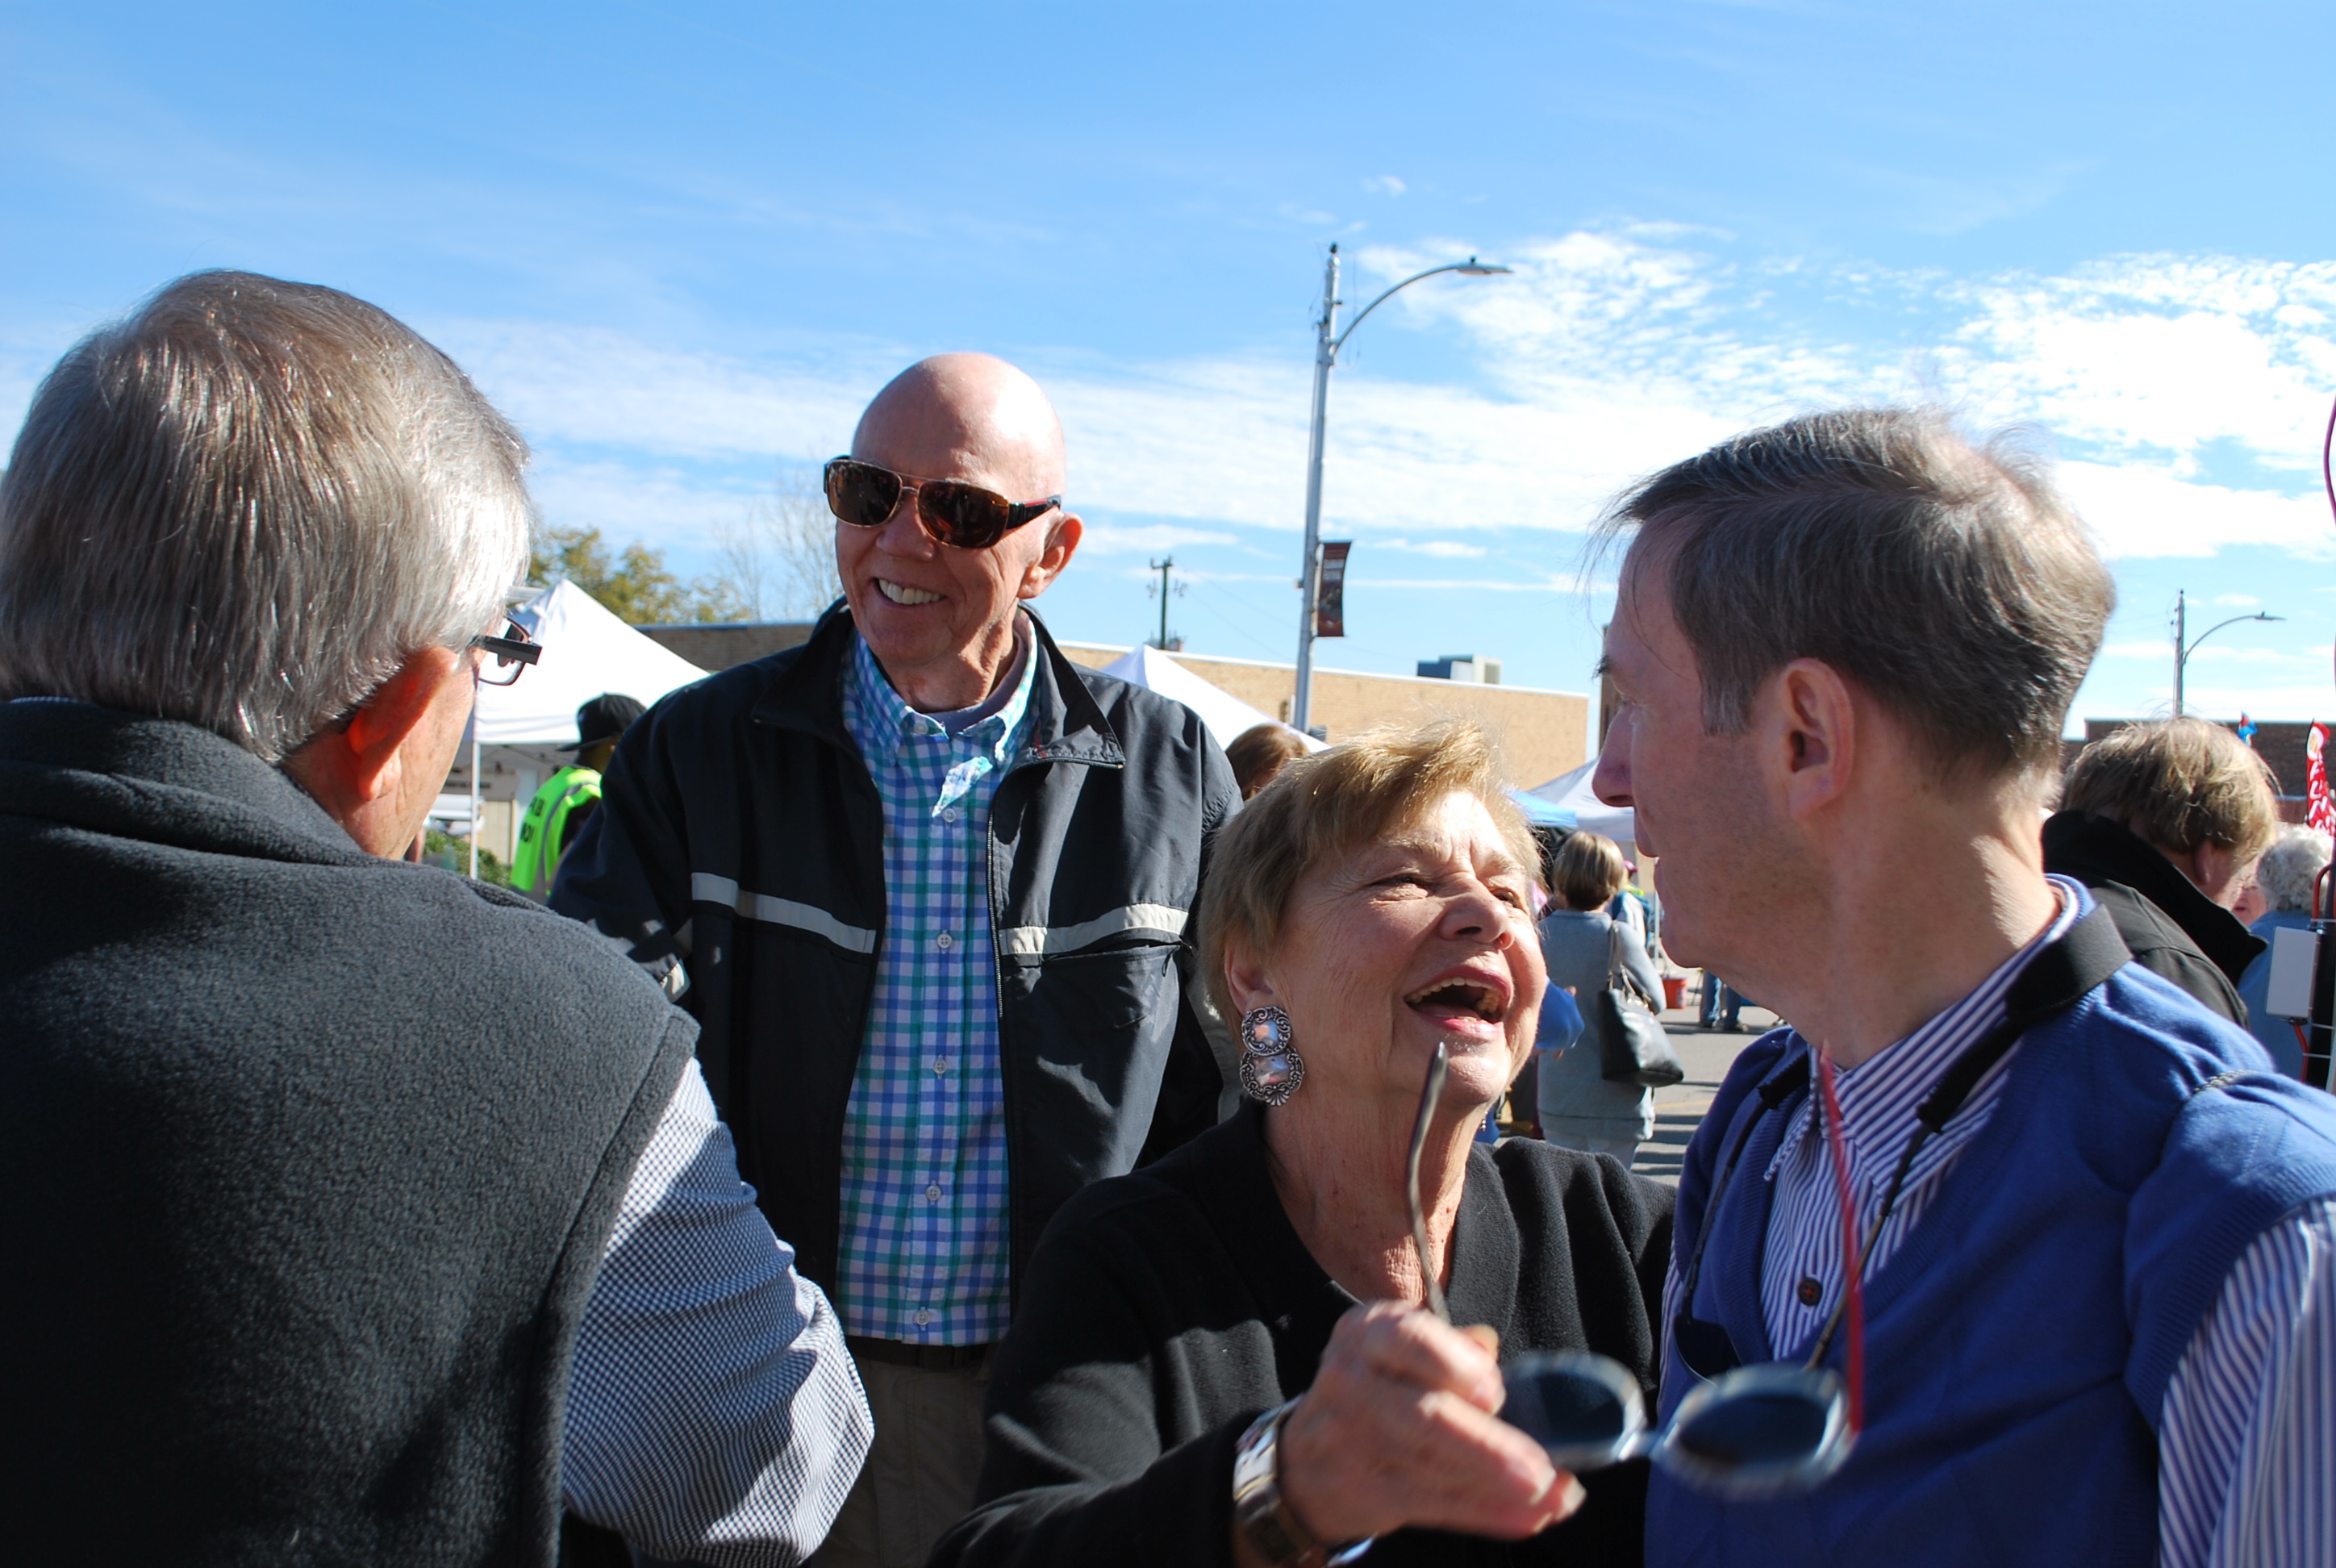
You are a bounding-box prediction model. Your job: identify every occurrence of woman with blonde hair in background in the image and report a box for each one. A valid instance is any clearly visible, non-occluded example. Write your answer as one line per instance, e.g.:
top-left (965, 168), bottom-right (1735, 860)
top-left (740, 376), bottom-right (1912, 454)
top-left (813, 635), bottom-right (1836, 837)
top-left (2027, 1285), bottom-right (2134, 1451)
top-left (1536, 832), bottom-right (1661, 1166)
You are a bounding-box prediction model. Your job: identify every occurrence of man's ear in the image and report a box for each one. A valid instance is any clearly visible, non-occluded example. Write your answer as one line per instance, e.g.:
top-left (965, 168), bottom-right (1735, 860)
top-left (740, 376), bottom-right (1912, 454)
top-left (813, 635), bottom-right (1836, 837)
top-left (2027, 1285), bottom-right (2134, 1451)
top-left (282, 649), bottom-right (462, 826)
top-left (1766, 658), bottom-right (1858, 821)
top-left (1017, 511), bottom-right (1082, 599)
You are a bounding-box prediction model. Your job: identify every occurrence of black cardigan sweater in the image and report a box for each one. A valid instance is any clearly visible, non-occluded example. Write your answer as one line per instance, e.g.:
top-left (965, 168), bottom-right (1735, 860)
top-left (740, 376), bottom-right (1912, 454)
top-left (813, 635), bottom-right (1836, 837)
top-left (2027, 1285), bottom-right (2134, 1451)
top-left (932, 1101), bottom-right (1675, 1568)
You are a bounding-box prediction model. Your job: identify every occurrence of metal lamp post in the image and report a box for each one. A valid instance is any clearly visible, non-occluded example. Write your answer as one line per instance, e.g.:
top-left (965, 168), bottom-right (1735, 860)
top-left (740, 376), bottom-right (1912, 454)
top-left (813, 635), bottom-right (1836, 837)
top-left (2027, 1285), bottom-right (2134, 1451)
top-left (1290, 244), bottom-right (1511, 735)
top-left (2171, 590), bottom-right (2283, 718)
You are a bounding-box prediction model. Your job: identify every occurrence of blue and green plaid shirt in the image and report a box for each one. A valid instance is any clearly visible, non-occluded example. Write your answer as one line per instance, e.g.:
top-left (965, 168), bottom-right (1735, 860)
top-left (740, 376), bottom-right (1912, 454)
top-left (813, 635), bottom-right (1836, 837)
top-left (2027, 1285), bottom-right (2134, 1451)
top-left (835, 627), bottom-right (1036, 1345)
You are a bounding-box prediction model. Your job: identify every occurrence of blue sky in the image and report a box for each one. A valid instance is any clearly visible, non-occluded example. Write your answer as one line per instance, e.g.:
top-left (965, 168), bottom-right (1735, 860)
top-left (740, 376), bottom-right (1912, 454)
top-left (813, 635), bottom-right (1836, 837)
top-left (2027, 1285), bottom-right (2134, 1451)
top-left (9, 0), bottom-right (2336, 754)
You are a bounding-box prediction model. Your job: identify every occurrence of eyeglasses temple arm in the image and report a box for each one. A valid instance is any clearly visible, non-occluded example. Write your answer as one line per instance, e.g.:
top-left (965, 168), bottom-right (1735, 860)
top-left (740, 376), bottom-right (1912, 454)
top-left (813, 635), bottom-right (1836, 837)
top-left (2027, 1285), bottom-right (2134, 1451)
top-left (1405, 1042), bottom-right (1451, 1324)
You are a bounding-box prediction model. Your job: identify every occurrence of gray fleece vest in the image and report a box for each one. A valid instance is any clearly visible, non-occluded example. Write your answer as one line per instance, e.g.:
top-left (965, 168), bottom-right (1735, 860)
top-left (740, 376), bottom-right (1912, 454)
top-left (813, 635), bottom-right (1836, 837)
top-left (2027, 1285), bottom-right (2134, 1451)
top-left (0, 703), bottom-right (693, 1566)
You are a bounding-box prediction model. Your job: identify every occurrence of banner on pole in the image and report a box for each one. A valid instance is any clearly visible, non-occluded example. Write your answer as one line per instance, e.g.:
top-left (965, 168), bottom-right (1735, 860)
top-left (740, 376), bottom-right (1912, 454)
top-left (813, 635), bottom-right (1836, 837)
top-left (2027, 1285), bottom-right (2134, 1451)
top-left (2309, 723), bottom-right (2333, 835)
top-left (1315, 541), bottom-right (1351, 638)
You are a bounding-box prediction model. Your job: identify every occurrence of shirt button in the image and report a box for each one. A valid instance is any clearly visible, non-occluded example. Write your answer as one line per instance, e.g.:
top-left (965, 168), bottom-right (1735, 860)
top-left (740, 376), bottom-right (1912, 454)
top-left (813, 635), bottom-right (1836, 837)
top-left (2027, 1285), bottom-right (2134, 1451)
top-left (932, 1057), bottom-right (952, 1076)
top-left (1796, 1276), bottom-right (1824, 1308)
top-left (943, 807), bottom-right (961, 824)
top-left (936, 931), bottom-right (953, 950)
top-left (913, 1308), bottom-right (933, 1327)
top-left (925, 1183), bottom-right (943, 1203)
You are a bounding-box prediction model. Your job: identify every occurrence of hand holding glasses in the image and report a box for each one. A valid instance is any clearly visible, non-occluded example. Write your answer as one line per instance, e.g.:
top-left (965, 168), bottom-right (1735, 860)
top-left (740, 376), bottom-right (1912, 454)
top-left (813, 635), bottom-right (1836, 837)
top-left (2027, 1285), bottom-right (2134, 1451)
top-left (1406, 1042), bottom-right (1861, 1503)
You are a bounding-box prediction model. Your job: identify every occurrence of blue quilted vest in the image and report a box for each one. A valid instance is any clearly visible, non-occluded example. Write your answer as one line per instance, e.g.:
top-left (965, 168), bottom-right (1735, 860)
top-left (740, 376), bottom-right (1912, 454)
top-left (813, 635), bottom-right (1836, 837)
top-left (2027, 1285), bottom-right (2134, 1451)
top-left (1647, 964), bottom-right (2336, 1566)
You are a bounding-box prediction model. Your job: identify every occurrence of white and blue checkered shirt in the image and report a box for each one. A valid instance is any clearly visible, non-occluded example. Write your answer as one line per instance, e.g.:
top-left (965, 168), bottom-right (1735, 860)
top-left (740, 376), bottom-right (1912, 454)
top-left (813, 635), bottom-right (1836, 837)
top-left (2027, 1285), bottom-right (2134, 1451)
top-left (833, 626), bottom-right (1037, 1345)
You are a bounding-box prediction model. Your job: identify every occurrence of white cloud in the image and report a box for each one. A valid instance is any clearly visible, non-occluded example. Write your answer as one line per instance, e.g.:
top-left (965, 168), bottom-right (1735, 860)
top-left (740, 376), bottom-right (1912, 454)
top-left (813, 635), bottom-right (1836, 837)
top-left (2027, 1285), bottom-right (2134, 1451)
top-left (1345, 576), bottom-right (1588, 593)
top-left (1076, 521), bottom-right (1239, 555)
top-left (1364, 175), bottom-right (1408, 197)
top-left (26, 230), bottom-right (2310, 581)
top-left (526, 456), bottom-right (765, 544)
top-left (2215, 593), bottom-right (2263, 606)
top-left (1359, 235), bottom-right (2336, 560)
top-left (2054, 460), bottom-right (2335, 561)
top-left (2180, 644), bottom-right (2307, 665)
top-left (1376, 538), bottom-right (1488, 557)
top-left (1936, 256), bottom-right (2336, 467)
top-left (429, 319), bottom-right (866, 461)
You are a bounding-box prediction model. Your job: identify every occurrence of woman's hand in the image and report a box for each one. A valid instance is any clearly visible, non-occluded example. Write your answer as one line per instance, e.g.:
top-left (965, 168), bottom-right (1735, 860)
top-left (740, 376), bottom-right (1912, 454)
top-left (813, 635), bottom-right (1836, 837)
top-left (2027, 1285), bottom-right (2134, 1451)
top-left (1270, 1302), bottom-right (1585, 1546)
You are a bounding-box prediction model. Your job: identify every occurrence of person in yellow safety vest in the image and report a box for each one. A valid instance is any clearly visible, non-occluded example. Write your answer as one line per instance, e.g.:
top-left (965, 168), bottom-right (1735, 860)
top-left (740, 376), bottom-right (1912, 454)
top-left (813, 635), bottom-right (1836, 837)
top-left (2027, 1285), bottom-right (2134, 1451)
top-left (512, 693), bottom-right (644, 895)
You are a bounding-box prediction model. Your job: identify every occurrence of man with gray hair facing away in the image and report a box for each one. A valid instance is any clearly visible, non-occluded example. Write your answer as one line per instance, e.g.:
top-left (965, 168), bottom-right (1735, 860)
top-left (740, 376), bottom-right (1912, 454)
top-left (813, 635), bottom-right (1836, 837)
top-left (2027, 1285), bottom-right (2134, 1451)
top-left (0, 271), bottom-right (870, 1566)
top-left (1593, 409), bottom-right (2336, 1566)
top-left (552, 354), bottom-right (1239, 1568)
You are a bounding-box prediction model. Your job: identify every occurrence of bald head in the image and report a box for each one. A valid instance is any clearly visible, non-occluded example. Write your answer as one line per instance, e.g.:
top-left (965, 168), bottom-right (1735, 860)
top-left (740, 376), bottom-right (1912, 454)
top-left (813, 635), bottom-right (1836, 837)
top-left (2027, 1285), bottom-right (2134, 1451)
top-left (837, 352), bottom-right (1083, 712)
top-left (853, 352), bottom-right (1066, 498)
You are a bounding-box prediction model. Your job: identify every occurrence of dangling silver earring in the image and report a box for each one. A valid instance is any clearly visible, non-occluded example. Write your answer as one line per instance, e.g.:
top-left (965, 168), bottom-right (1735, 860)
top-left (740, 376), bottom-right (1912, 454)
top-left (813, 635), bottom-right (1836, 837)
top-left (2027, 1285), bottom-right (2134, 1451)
top-left (1238, 1004), bottom-right (1304, 1105)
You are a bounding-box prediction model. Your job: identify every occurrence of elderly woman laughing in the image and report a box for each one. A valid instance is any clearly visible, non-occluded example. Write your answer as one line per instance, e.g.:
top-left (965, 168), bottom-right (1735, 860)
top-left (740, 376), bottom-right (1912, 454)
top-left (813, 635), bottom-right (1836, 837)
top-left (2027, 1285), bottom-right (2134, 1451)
top-left (930, 722), bottom-right (1674, 1568)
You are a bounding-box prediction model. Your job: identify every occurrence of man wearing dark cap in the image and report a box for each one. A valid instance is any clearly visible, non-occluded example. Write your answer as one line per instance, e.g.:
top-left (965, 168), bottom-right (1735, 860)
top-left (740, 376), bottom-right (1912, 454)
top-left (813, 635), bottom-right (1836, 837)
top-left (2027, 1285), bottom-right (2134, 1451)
top-left (515, 692), bottom-right (644, 895)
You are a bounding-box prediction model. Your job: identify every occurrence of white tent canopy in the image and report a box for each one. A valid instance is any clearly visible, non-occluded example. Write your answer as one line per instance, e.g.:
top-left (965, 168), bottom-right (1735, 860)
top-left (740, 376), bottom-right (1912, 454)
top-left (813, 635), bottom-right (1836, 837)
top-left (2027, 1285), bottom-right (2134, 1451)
top-left (1529, 758), bottom-right (1635, 843)
top-left (1097, 644), bottom-right (1325, 753)
top-left (473, 580), bottom-right (710, 746)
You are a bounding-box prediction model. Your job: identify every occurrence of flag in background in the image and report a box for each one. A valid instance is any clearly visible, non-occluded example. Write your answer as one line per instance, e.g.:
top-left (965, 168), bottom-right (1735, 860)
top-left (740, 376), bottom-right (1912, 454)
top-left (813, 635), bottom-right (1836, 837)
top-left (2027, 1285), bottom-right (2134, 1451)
top-left (2309, 723), bottom-right (2334, 835)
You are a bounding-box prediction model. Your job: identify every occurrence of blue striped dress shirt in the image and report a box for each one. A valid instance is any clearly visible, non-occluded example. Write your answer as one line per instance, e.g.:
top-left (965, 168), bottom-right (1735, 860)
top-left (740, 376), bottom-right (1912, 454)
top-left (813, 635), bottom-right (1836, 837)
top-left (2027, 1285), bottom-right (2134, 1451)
top-left (832, 625), bottom-right (1036, 1345)
top-left (1666, 877), bottom-right (2334, 1565)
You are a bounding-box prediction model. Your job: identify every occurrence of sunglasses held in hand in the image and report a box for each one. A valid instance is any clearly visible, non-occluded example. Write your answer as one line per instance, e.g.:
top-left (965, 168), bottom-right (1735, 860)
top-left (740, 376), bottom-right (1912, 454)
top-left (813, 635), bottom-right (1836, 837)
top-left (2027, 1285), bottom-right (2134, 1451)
top-left (1407, 1042), bottom-right (1861, 1503)
top-left (824, 457), bottom-right (1062, 551)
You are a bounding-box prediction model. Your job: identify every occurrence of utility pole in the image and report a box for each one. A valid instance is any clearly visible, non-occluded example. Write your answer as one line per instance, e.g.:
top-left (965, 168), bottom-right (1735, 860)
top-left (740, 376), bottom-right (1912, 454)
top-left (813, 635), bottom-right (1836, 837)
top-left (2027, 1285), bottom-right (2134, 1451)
top-left (2174, 590), bottom-right (2186, 718)
top-left (1288, 246), bottom-right (1509, 734)
top-left (1148, 556), bottom-right (1180, 650)
top-left (1292, 247), bottom-right (1340, 735)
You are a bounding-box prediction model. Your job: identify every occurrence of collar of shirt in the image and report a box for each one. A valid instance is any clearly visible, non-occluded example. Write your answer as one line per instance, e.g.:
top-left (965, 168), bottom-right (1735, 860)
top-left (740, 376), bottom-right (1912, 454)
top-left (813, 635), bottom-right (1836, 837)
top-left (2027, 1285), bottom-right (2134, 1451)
top-left (1765, 876), bottom-right (2088, 1196)
top-left (845, 618), bottom-right (1037, 811)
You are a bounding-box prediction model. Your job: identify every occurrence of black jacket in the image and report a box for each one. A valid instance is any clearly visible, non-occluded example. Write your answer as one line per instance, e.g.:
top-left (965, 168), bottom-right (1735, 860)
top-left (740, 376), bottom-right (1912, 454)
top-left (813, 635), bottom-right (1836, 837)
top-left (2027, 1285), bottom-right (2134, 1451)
top-left (2041, 810), bottom-right (2263, 1026)
top-left (552, 606), bottom-right (1241, 1303)
top-left (0, 702), bottom-right (690, 1566)
top-left (933, 1103), bottom-right (1675, 1568)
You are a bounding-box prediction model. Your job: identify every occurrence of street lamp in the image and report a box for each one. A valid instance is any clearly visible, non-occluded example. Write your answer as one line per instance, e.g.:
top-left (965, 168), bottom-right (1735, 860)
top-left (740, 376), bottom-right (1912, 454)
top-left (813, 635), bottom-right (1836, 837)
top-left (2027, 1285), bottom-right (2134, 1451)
top-left (2171, 589), bottom-right (2283, 718)
top-left (1290, 244), bottom-right (1511, 734)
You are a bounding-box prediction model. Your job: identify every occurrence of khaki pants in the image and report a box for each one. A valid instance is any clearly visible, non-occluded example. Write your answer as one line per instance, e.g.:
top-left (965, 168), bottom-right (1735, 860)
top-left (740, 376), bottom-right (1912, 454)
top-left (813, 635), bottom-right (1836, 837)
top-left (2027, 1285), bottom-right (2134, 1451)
top-left (807, 1348), bottom-right (991, 1568)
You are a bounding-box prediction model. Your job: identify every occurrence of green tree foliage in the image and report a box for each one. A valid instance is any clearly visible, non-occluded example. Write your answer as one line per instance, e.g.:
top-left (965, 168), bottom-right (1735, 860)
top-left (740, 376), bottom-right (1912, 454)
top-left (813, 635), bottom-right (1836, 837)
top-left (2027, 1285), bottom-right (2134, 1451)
top-left (531, 525), bottom-right (749, 625)
top-left (423, 828), bottom-right (512, 886)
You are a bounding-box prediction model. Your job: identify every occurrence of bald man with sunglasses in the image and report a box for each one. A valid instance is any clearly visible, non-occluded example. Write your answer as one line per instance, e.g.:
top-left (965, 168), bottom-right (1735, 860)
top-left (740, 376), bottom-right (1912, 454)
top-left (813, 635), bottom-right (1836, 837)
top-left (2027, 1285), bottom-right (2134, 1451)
top-left (553, 354), bottom-right (1241, 1568)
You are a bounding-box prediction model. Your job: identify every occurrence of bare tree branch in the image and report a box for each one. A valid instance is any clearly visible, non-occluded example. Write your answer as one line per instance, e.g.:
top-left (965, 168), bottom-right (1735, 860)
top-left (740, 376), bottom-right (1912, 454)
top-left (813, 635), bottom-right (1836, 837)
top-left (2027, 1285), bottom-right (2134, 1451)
top-left (710, 465), bottom-right (841, 621)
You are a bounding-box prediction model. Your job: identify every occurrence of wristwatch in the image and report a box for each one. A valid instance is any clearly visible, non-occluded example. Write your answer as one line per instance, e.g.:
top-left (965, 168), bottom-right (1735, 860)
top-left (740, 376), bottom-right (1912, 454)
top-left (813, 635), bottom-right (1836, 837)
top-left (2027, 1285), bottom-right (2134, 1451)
top-left (1233, 1399), bottom-right (1337, 1568)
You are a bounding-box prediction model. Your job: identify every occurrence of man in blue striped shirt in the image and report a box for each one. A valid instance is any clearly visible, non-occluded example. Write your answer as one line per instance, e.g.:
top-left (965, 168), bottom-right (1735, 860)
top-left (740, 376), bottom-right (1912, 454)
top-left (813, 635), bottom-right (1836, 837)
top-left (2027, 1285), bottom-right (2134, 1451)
top-left (1590, 408), bottom-right (2336, 1566)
